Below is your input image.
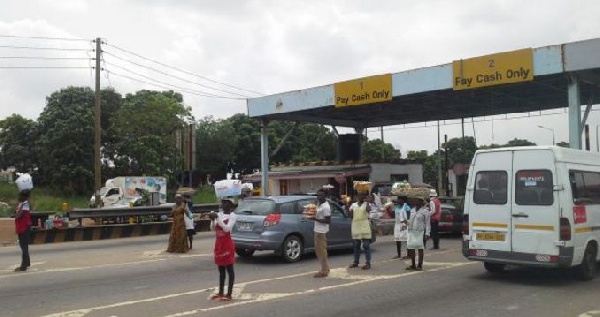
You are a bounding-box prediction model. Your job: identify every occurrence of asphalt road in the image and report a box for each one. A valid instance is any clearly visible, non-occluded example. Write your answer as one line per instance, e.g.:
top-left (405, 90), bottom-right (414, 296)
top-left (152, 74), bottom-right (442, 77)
top-left (1, 233), bottom-right (600, 317)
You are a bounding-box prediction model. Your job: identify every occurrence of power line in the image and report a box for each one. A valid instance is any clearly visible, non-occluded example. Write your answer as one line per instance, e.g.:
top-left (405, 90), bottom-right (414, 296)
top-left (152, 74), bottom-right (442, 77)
top-left (103, 61), bottom-right (241, 99)
top-left (0, 66), bottom-right (91, 69)
top-left (103, 50), bottom-right (250, 98)
top-left (0, 34), bottom-right (90, 42)
top-left (368, 107), bottom-right (597, 134)
top-left (0, 56), bottom-right (92, 60)
top-left (0, 44), bottom-right (92, 51)
top-left (104, 43), bottom-right (264, 97)
top-left (106, 69), bottom-right (246, 100)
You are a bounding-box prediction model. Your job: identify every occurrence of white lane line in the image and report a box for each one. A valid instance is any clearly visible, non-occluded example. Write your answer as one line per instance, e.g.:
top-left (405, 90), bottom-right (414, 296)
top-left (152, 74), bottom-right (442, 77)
top-left (164, 262), bottom-right (477, 316)
top-left (0, 252), bottom-right (212, 279)
top-left (42, 261), bottom-right (474, 317)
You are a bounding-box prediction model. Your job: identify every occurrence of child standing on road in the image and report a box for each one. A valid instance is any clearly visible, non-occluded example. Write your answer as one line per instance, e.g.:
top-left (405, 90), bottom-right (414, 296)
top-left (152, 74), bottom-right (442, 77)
top-left (183, 193), bottom-right (196, 249)
top-left (209, 197), bottom-right (237, 301)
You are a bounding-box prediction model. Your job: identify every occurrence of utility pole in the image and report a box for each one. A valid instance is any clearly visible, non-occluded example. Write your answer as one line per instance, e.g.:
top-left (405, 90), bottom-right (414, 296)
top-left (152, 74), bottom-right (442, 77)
top-left (444, 134), bottom-right (449, 196)
top-left (437, 121), bottom-right (442, 194)
top-left (94, 38), bottom-right (102, 207)
top-left (380, 126), bottom-right (385, 161)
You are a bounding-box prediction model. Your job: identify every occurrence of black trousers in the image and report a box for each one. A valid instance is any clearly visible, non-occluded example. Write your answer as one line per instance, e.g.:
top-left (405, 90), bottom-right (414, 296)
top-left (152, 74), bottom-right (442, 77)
top-left (430, 220), bottom-right (439, 248)
top-left (18, 227), bottom-right (31, 268)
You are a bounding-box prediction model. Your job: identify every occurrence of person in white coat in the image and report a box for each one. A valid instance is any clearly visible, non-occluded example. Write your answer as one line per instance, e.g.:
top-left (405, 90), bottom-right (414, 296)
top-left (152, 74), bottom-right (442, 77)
top-left (406, 194), bottom-right (430, 271)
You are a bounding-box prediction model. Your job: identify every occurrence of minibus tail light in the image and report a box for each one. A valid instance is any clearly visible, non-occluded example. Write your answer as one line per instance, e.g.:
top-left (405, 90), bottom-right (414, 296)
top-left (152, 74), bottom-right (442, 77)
top-left (559, 217), bottom-right (571, 241)
top-left (463, 214), bottom-right (469, 235)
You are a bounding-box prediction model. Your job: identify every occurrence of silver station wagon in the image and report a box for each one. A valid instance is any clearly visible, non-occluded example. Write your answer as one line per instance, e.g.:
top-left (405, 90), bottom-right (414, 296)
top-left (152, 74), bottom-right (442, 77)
top-left (232, 195), bottom-right (376, 263)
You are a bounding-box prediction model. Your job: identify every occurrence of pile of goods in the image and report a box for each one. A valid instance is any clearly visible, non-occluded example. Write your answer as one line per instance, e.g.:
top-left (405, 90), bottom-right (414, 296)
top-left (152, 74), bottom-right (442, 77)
top-left (352, 181), bottom-right (372, 193)
top-left (303, 203), bottom-right (317, 218)
top-left (391, 181), bottom-right (430, 198)
top-left (214, 179), bottom-right (242, 197)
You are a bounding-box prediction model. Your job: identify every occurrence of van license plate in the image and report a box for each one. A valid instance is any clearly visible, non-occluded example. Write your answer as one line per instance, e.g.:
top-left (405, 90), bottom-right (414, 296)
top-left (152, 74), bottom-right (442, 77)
top-left (237, 222), bottom-right (252, 231)
top-left (476, 232), bottom-right (505, 241)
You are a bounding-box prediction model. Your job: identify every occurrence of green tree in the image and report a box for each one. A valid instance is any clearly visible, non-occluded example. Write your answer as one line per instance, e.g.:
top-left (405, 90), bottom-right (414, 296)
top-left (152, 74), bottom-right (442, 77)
top-left (505, 138), bottom-right (536, 147)
top-left (225, 114), bottom-right (262, 174)
top-left (107, 90), bottom-right (192, 178)
top-left (362, 139), bottom-right (401, 162)
top-left (35, 87), bottom-right (96, 194)
top-left (0, 114), bottom-right (37, 172)
top-left (195, 115), bottom-right (237, 175)
top-left (271, 122), bottom-right (337, 163)
top-left (445, 136), bottom-right (477, 165)
top-left (407, 150), bottom-right (439, 186)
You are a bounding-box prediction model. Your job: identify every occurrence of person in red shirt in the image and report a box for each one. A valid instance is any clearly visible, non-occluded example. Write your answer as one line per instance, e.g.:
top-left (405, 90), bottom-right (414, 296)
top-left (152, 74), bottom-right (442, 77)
top-left (428, 189), bottom-right (441, 250)
top-left (14, 189), bottom-right (32, 272)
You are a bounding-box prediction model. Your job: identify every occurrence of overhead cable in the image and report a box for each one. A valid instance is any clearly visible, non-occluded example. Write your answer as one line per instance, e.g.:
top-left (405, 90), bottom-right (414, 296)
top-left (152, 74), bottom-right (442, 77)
top-left (105, 69), bottom-right (245, 100)
top-left (0, 34), bottom-right (90, 42)
top-left (105, 43), bottom-right (264, 96)
top-left (103, 50), bottom-right (250, 98)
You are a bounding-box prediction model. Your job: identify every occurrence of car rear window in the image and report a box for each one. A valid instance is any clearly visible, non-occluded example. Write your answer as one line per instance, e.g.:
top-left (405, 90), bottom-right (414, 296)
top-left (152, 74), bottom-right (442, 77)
top-left (235, 199), bottom-right (276, 215)
top-left (515, 170), bottom-right (553, 205)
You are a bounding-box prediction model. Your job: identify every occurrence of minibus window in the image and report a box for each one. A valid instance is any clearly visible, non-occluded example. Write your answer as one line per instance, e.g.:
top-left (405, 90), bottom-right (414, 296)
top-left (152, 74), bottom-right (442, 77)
top-left (474, 171), bottom-right (507, 204)
top-left (570, 170), bottom-right (600, 205)
top-left (515, 170), bottom-right (553, 205)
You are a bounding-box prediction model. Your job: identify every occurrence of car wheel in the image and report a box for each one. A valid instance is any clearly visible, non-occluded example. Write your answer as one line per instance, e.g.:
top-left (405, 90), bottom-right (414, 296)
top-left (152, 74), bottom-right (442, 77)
top-left (483, 262), bottom-right (505, 273)
top-left (235, 248), bottom-right (255, 258)
top-left (282, 235), bottom-right (303, 263)
top-left (576, 244), bottom-right (597, 281)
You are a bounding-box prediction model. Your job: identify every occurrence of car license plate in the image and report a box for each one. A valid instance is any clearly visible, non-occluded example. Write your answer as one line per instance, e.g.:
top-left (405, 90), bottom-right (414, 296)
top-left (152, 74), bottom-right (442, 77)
top-left (476, 232), bottom-right (505, 241)
top-left (237, 222), bottom-right (252, 231)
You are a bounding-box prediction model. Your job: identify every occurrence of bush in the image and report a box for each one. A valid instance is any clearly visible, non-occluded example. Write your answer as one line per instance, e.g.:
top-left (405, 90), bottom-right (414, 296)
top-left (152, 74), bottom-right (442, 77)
top-left (0, 182), bottom-right (90, 215)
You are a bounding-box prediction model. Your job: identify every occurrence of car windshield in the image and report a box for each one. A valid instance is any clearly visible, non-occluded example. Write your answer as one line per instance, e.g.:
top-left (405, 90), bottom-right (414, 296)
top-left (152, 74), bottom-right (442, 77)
top-left (236, 199), bottom-right (277, 215)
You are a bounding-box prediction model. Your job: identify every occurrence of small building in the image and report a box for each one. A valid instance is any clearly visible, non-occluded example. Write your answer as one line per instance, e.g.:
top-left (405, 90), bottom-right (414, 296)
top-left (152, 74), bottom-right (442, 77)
top-left (243, 161), bottom-right (423, 197)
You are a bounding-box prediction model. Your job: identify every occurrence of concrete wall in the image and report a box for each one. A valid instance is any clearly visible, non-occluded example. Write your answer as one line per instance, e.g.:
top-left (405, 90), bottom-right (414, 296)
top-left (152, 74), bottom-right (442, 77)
top-left (369, 163), bottom-right (423, 183)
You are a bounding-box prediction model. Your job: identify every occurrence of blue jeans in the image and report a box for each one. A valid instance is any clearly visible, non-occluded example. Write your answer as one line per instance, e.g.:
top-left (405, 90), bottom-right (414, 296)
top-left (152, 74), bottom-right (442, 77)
top-left (352, 239), bottom-right (371, 264)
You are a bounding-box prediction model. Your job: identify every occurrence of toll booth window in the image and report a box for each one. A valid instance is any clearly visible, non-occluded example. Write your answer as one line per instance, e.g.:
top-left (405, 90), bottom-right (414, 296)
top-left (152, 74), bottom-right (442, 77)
top-left (474, 171), bottom-right (507, 204)
top-left (569, 170), bottom-right (600, 205)
top-left (515, 170), bottom-right (553, 205)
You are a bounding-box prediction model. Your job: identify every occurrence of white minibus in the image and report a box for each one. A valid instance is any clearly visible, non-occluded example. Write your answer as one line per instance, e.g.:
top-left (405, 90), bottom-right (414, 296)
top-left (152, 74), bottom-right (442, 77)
top-left (463, 146), bottom-right (600, 280)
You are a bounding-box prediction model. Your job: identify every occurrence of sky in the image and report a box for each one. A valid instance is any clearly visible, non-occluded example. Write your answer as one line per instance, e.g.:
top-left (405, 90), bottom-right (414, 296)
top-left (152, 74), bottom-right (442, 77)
top-left (1, 0), bottom-right (600, 155)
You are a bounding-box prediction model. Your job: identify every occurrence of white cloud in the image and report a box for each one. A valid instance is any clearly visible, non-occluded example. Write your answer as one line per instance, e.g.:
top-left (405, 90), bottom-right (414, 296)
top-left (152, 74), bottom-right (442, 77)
top-left (1, 0), bottom-right (600, 153)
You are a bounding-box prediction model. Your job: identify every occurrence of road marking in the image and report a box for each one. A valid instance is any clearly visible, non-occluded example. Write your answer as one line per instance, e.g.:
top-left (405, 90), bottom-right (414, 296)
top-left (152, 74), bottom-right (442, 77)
top-left (2, 261), bottom-right (46, 271)
top-left (580, 310), bottom-right (600, 317)
top-left (0, 253), bottom-right (211, 280)
top-left (41, 260), bottom-right (475, 317)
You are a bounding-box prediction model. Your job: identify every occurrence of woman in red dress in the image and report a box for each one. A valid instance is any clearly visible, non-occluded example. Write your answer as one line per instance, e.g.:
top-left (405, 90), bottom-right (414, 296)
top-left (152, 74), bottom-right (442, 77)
top-left (209, 197), bottom-right (237, 301)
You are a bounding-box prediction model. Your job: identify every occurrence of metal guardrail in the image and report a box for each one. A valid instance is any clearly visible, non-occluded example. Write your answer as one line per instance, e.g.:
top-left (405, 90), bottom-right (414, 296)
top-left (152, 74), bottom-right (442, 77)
top-left (68, 203), bottom-right (220, 219)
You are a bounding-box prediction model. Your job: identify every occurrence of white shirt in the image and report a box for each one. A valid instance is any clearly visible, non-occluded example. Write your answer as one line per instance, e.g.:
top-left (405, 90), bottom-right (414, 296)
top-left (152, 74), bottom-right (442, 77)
top-left (210, 211), bottom-right (237, 232)
top-left (313, 201), bottom-right (331, 234)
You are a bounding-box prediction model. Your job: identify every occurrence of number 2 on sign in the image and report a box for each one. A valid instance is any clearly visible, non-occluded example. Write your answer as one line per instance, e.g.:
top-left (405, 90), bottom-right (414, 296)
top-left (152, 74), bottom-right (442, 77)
top-left (488, 59), bottom-right (495, 67)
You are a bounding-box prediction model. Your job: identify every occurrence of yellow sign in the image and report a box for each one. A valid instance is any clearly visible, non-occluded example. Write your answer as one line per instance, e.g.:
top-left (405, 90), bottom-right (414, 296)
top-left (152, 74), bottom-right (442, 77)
top-left (334, 74), bottom-right (392, 107)
top-left (453, 48), bottom-right (533, 90)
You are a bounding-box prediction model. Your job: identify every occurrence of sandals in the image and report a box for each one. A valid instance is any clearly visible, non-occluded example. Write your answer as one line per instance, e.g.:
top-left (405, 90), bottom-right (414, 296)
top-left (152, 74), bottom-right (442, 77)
top-left (210, 294), bottom-right (224, 300)
top-left (219, 295), bottom-right (233, 301)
